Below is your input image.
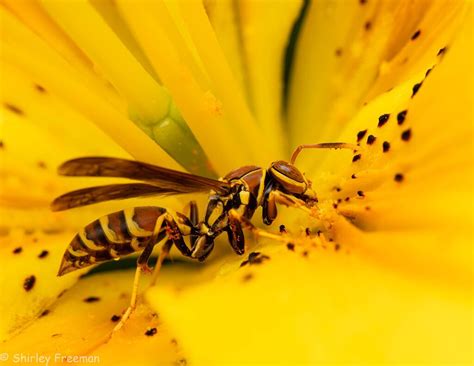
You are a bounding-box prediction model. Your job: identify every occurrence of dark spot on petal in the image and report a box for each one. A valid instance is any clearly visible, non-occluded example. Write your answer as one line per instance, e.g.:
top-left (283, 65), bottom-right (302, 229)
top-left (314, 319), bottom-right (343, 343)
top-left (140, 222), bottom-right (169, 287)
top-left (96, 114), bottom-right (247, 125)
top-left (412, 82), bottom-right (422, 97)
top-left (367, 135), bottom-right (376, 145)
top-left (23, 275), bottom-right (36, 291)
top-left (51, 333), bottom-right (62, 338)
top-left (35, 84), bottom-right (46, 93)
top-left (37, 161), bottom-right (47, 169)
top-left (411, 29), bottom-right (421, 40)
top-left (40, 309), bottom-right (50, 317)
top-left (0, 141), bottom-right (4, 149)
top-left (397, 110), bottom-right (407, 125)
top-left (171, 338), bottom-right (178, 346)
top-left (365, 206), bottom-right (371, 210)
top-left (359, 0), bottom-right (367, 4)
top-left (83, 296), bottom-right (100, 303)
top-left (357, 191), bottom-right (365, 197)
top-left (383, 141), bottom-right (390, 152)
top-left (335, 244), bottom-right (341, 251)
top-left (344, 197), bottom-right (350, 202)
top-left (42, 228), bottom-right (63, 235)
top-left (145, 327), bottom-right (157, 336)
top-left (378, 113), bottom-right (390, 127)
top-left (242, 273), bottom-right (254, 282)
top-left (4, 103), bottom-right (24, 116)
top-left (57, 289), bottom-right (67, 298)
top-left (364, 21), bottom-right (372, 31)
top-left (335, 187), bottom-right (342, 192)
top-left (333, 203), bottom-right (338, 209)
top-left (437, 47), bottom-right (447, 56)
top-left (425, 68), bottom-right (432, 77)
top-left (13, 246), bottom-right (22, 254)
top-left (305, 228), bottom-right (311, 236)
top-left (394, 173), bottom-right (404, 182)
top-left (177, 359), bottom-right (187, 366)
top-left (240, 252), bottom-right (270, 267)
top-left (302, 251), bottom-right (309, 257)
top-left (286, 243), bottom-right (295, 251)
top-left (352, 154), bottom-right (361, 162)
top-left (111, 314), bottom-right (121, 322)
top-left (38, 250), bottom-right (49, 259)
top-left (351, 174), bottom-right (357, 179)
top-left (279, 224), bottom-right (286, 234)
top-left (335, 48), bottom-right (343, 57)
top-left (357, 129), bottom-right (367, 142)
top-left (401, 129), bottom-right (412, 141)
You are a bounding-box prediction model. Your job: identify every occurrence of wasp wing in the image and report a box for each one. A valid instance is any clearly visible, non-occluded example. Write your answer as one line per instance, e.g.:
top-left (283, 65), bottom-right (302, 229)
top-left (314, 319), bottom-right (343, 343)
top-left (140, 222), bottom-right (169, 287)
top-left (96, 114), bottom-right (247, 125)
top-left (51, 183), bottom-right (185, 211)
top-left (58, 157), bottom-right (230, 194)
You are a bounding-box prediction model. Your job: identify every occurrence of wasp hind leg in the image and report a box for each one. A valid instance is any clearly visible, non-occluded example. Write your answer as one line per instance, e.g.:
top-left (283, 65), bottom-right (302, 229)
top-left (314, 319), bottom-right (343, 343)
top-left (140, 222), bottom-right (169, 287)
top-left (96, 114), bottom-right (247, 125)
top-left (111, 211), bottom-right (194, 337)
top-left (149, 239), bottom-right (172, 287)
top-left (111, 237), bottom-right (166, 336)
top-left (149, 212), bottom-right (194, 286)
top-left (110, 213), bottom-right (169, 336)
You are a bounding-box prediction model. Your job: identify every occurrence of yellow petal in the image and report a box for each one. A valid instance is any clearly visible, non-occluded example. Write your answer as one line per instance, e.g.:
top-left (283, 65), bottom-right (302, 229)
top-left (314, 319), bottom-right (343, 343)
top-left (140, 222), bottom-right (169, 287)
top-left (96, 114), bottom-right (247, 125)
top-left (0, 230), bottom-right (84, 340)
top-left (115, 0), bottom-right (249, 174)
top-left (205, 0), bottom-right (250, 107)
top-left (39, 0), bottom-right (213, 175)
top-left (3, 0), bottom-right (92, 73)
top-left (2, 269), bottom-right (187, 365)
top-left (148, 243), bottom-right (471, 364)
top-left (1, 7), bottom-right (180, 170)
top-left (176, 0), bottom-right (278, 165)
top-left (239, 0), bottom-right (302, 157)
top-left (287, 0), bottom-right (467, 167)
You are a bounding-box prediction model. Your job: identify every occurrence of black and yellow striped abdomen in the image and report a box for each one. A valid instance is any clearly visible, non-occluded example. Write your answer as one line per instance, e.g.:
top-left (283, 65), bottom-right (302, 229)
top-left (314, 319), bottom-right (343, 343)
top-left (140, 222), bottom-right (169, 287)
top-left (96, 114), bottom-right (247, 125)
top-left (58, 206), bottom-right (167, 275)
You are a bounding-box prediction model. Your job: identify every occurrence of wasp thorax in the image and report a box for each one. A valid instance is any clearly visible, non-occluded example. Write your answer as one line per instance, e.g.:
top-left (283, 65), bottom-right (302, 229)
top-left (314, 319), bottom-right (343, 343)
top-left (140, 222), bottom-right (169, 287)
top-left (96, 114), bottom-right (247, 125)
top-left (269, 161), bottom-right (308, 194)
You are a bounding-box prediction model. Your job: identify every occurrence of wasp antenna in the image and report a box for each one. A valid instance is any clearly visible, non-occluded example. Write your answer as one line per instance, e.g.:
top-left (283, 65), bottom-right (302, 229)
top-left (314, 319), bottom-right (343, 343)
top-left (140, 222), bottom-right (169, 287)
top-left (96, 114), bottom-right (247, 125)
top-left (290, 143), bottom-right (358, 165)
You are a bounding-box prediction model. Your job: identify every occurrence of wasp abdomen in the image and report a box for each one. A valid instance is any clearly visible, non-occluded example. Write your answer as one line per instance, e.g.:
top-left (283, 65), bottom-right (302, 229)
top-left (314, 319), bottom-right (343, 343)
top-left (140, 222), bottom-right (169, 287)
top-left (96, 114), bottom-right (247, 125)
top-left (58, 206), bottom-right (167, 276)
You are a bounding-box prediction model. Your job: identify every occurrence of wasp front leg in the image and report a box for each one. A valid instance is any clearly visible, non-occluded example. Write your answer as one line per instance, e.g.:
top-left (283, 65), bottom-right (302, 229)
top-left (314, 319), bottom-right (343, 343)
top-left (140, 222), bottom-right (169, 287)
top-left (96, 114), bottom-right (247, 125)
top-left (263, 190), bottom-right (313, 225)
top-left (226, 212), bottom-right (245, 255)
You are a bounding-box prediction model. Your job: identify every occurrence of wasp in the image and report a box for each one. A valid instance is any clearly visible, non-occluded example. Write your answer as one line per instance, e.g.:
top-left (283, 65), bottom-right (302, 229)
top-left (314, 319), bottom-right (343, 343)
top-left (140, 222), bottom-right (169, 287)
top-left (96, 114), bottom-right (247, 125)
top-left (52, 142), bottom-right (354, 334)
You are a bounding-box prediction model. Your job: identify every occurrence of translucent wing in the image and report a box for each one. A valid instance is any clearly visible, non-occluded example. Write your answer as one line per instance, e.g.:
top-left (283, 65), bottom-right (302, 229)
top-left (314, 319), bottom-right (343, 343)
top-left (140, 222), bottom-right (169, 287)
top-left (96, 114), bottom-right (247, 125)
top-left (58, 157), bottom-right (230, 194)
top-left (51, 183), bottom-right (183, 211)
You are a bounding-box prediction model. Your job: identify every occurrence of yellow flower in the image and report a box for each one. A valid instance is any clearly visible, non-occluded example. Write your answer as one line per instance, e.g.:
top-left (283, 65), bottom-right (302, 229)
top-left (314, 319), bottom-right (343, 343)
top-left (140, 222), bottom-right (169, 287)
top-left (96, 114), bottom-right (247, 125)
top-left (0, 0), bottom-right (472, 365)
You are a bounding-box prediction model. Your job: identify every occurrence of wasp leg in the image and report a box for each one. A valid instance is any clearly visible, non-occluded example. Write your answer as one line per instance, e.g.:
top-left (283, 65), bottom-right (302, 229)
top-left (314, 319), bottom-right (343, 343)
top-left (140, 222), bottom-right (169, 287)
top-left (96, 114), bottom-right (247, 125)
top-left (149, 212), bottom-right (195, 285)
top-left (229, 209), bottom-right (323, 253)
top-left (111, 265), bottom-right (143, 335)
top-left (262, 184), bottom-right (278, 225)
top-left (270, 190), bottom-right (313, 215)
top-left (262, 185), bottom-right (277, 225)
top-left (229, 209), bottom-right (280, 242)
top-left (187, 200), bottom-right (199, 248)
top-left (111, 213), bottom-right (168, 336)
top-left (164, 213), bottom-right (193, 257)
top-left (226, 213), bottom-right (245, 255)
top-left (149, 239), bottom-right (173, 287)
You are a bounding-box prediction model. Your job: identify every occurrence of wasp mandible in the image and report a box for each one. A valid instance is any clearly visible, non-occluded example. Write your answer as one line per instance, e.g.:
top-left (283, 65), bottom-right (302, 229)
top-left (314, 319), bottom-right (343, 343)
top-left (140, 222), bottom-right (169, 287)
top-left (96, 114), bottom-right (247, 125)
top-left (52, 142), bottom-right (355, 334)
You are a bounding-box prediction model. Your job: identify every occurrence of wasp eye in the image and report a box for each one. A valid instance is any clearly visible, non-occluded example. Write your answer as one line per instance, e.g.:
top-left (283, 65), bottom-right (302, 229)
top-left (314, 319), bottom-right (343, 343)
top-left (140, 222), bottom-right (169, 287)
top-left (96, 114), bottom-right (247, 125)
top-left (269, 161), bottom-right (307, 194)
